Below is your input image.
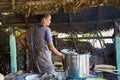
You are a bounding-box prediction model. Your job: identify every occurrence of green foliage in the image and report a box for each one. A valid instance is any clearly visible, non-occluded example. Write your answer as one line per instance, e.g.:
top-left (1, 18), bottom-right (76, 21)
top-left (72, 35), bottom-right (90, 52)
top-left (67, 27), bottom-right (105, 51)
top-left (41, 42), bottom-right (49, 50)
top-left (14, 27), bottom-right (26, 37)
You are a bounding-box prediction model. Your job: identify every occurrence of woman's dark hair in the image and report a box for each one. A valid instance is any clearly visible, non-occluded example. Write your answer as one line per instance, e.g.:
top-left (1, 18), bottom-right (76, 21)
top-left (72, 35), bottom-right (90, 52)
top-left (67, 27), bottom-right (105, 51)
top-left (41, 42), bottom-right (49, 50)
top-left (38, 14), bottom-right (50, 22)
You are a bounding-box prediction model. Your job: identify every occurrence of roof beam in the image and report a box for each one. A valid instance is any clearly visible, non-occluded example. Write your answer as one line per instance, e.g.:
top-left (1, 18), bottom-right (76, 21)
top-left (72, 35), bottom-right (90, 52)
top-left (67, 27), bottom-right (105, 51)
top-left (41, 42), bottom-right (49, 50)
top-left (12, 0), bottom-right (15, 10)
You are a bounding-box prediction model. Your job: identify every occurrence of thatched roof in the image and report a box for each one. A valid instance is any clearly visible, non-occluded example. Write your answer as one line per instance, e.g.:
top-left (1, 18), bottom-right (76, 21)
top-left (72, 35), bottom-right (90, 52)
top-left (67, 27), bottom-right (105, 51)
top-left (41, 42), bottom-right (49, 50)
top-left (1, 5), bottom-right (119, 33)
top-left (0, 0), bottom-right (120, 16)
top-left (12, 0), bottom-right (120, 17)
top-left (0, 0), bottom-right (120, 33)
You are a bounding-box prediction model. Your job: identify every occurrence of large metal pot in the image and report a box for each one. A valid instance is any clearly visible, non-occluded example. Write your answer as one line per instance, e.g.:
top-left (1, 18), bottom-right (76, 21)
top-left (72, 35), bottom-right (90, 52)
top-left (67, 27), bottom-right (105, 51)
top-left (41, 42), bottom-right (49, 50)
top-left (63, 52), bottom-right (90, 79)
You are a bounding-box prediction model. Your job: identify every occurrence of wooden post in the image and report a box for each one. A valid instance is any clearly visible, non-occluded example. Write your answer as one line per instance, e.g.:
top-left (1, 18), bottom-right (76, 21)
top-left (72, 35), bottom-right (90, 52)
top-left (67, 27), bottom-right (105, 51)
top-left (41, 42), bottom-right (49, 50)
top-left (12, 0), bottom-right (15, 10)
top-left (9, 27), bottom-right (17, 73)
top-left (115, 36), bottom-right (120, 80)
top-left (53, 35), bottom-right (58, 48)
top-left (115, 20), bottom-right (120, 80)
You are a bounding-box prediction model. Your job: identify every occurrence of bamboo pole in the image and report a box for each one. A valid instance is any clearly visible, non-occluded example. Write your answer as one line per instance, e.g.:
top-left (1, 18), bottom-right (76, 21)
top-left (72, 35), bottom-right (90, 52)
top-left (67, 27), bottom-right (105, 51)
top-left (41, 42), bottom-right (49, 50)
top-left (115, 36), bottom-right (120, 80)
top-left (9, 27), bottom-right (17, 73)
top-left (115, 20), bottom-right (120, 80)
top-left (12, 0), bottom-right (15, 10)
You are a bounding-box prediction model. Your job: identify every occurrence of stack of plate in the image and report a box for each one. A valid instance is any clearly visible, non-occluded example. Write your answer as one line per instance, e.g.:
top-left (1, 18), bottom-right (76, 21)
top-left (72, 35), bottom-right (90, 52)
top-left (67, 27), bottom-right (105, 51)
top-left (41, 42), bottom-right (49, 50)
top-left (25, 74), bottom-right (41, 80)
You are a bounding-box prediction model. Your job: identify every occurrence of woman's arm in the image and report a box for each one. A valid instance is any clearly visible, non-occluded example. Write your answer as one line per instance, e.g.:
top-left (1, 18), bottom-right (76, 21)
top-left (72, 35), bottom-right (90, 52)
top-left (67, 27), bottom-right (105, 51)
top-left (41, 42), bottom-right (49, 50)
top-left (18, 32), bottom-right (28, 48)
top-left (47, 41), bottom-right (64, 60)
top-left (45, 27), bottom-right (64, 59)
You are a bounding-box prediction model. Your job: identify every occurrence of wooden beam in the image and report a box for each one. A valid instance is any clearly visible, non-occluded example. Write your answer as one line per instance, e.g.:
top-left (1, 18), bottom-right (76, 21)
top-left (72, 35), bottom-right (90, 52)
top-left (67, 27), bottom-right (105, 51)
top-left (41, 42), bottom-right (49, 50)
top-left (61, 36), bottom-right (113, 39)
top-left (0, 18), bottom-right (117, 29)
top-left (3, 18), bottom-right (117, 26)
top-left (26, 0), bottom-right (58, 6)
top-left (12, 0), bottom-right (15, 10)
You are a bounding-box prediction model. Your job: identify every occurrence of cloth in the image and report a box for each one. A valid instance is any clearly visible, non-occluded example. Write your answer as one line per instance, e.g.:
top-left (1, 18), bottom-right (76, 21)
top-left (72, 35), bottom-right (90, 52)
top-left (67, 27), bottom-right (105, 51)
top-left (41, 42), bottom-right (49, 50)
top-left (13, 73), bottom-right (32, 80)
top-left (25, 25), bottom-right (54, 74)
top-left (38, 26), bottom-right (52, 43)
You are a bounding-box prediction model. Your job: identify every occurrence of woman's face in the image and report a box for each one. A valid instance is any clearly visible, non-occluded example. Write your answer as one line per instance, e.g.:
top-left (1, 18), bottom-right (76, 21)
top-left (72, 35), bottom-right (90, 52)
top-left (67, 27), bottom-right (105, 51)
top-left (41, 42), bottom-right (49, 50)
top-left (44, 15), bottom-right (51, 26)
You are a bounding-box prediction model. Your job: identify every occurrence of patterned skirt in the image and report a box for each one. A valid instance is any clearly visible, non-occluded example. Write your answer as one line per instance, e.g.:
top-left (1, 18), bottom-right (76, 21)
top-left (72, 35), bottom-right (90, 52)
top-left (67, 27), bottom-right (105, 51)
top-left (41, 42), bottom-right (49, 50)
top-left (28, 50), bottom-right (55, 74)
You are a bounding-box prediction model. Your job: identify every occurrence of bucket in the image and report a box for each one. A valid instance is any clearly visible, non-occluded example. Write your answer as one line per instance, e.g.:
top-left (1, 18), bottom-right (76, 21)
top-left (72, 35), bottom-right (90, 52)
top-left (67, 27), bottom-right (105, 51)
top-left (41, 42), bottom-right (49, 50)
top-left (64, 52), bottom-right (90, 79)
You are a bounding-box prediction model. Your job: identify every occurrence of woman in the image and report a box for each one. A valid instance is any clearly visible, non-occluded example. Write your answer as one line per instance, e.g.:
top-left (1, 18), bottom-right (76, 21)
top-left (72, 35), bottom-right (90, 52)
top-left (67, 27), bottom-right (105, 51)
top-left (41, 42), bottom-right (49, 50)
top-left (19, 14), bottom-right (64, 75)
